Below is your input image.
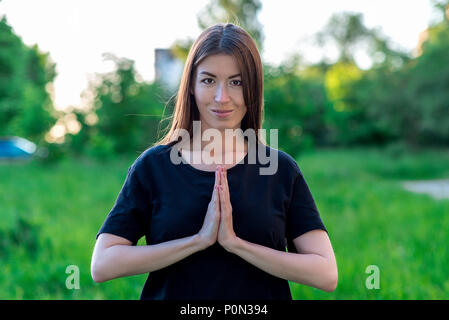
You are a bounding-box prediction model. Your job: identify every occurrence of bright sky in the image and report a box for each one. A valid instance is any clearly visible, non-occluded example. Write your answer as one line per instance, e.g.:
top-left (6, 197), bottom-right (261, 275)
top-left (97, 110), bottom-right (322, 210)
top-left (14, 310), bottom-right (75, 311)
top-left (0, 0), bottom-right (438, 112)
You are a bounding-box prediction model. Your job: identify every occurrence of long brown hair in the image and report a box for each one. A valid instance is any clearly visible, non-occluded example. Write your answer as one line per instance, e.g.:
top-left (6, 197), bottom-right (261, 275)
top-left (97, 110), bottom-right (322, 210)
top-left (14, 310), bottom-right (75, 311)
top-left (154, 23), bottom-right (264, 147)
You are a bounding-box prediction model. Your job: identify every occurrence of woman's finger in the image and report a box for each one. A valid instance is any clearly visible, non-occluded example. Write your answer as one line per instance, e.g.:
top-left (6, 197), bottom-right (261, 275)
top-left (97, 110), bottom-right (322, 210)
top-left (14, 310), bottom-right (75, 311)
top-left (213, 183), bottom-right (217, 201)
top-left (213, 170), bottom-right (219, 203)
top-left (218, 185), bottom-right (224, 208)
top-left (214, 167), bottom-right (222, 194)
top-left (221, 169), bottom-right (229, 202)
top-left (215, 166), bottom-right (221, 185)
top-left (214, 166), bottom-right (219, 187)
top-left (215, 185), bottom-right (221, 213)
top-left (212, 170), bottom-right (216, 194)
top-left (224, 168), bottom-right (229, 194)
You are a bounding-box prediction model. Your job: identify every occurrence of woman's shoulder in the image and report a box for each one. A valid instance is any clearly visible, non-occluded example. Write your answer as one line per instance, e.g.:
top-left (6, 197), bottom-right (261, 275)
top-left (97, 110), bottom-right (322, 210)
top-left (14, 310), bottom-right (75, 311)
top-left (140, 144), bottom-right (172, 158)
top-left (130, 144), bottom-right (172, 171)
top-left (263, 144), bottom-right (302, 175)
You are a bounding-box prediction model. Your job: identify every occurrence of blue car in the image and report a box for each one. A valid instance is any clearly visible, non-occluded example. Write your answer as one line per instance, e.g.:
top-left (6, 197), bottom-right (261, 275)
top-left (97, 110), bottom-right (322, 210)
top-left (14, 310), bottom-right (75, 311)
top-left (0, 136), bottom-right (37, 160)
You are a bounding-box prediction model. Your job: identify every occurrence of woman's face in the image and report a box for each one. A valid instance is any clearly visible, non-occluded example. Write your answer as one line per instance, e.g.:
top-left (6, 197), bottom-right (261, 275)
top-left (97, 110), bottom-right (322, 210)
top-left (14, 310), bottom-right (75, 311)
top-left (191, 54), bottom-right (247, 132)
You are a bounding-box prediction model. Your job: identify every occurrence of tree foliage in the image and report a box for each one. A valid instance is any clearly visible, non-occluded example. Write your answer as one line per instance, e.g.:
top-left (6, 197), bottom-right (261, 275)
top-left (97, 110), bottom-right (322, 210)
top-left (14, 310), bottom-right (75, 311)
top-left (171, 0), bottom-right (264, 61)
top-left (0, 16), bottom-right (56, 143)
top-left (197, 0), bottom-right (264, 52)
top-left (4, 3), bottom-right (449, 159)
top-left (264, 9), bottom-right (449, 150)
top-left (70, 53), bottom-right (169, 157)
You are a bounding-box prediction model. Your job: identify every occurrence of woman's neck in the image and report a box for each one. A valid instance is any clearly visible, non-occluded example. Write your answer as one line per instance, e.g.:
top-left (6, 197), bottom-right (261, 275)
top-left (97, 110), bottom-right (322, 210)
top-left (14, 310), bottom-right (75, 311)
top-left (192, 128), bottom-right (246, 153)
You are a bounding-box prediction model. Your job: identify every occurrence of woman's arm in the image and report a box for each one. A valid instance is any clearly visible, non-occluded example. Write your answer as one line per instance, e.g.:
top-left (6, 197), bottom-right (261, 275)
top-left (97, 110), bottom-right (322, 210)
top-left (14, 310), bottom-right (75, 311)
top-left (91, 233), bottom-right (205, 283)
top-left (224, 229), bottom-right (338, 292)
top-left (92, 167), bottom-right (223, 283)
top-left (217, 167), bottom-right (338, 293)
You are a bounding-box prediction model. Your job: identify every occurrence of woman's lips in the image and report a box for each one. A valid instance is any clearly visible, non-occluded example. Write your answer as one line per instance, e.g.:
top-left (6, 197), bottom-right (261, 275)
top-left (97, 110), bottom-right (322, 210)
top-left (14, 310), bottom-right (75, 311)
top-left (211, 109), bottom-right (233, 118)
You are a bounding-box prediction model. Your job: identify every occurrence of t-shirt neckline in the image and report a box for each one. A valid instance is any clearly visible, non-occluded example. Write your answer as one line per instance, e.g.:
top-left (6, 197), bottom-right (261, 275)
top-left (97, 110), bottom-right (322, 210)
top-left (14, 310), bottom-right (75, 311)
top-left (172, 145), bottom-right (249, 175)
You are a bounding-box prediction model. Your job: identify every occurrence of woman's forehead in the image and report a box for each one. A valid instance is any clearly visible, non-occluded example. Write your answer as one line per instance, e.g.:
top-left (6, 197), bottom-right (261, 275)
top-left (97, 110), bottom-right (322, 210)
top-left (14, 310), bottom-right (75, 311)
top-left (196, 54), bottom-right (241, 76)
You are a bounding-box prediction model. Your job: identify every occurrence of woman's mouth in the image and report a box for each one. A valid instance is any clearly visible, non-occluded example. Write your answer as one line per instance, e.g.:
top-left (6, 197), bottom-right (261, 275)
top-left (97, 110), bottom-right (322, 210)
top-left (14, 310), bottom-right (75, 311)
top-left (211, 109), bottom-right (233, 118)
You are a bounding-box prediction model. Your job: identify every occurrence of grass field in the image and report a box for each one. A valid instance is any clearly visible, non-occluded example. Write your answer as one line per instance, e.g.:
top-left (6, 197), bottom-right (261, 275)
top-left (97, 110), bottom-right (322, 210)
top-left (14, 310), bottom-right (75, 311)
top-left (1, 146), bottom-right (449, 299)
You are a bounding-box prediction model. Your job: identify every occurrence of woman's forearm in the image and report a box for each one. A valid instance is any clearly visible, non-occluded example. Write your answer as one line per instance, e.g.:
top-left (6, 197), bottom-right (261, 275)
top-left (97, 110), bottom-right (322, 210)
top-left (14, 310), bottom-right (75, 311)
top-left (92, 234), bottom-right (204, 283)
top-left (227, 237), bottom-right (338, 292)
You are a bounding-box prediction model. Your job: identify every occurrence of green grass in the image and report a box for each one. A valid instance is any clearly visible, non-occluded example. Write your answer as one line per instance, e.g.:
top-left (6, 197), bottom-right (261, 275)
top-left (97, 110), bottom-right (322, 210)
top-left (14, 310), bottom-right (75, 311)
top-left (1, 146), bottom-right (449, 299)
top-left (290, 146), bottom-right (449, 299)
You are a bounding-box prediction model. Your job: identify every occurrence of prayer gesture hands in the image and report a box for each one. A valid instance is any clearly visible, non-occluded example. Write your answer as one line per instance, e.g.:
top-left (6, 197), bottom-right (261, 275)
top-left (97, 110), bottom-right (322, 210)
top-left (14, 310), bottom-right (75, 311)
top-left (198, 166), bottom-right (237, 251)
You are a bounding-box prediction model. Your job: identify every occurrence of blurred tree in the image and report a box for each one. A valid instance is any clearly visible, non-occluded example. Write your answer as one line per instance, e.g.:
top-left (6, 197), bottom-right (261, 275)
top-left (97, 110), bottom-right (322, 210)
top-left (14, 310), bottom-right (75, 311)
top-left (324, 62), bottom-right (362, 112)
top-left (316, 12), bottom-right (372, 64)
top-left (316, 12), bottom-right (410, 70)
top-left (0, 16), bottom-right (24, 132)
top-left (263, 55), bottom-right (334, 154)
top-left (323, 61), bottom-right (370, 146)
top-left (313, 12), bottom-right (413, 146)
top-left (431, 0), bottom-right (449, 20)
top-left (75, 53), bottom-right (168, 157)
top-left (405, 13), bottom-right (449, 145)
top-left (171, 0), bottom-right (264, 61)
top-left (10, 45), bottom-right (57, 141)
top-left (345, 65), bottom-right (405, 146)
top-left (197, 0), bottom-right (264, 52)
top-left (344, 7), bottom-right (449, 148)
top-left (170, 37), bottom-right (195, 62)
top-left (0, 16), bottom-right (57, 144)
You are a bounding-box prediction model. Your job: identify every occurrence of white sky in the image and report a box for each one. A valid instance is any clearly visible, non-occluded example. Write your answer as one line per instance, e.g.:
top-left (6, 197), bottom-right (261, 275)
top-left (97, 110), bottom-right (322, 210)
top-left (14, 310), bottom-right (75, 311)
top-left (0, 0), bottom-right (439, 111)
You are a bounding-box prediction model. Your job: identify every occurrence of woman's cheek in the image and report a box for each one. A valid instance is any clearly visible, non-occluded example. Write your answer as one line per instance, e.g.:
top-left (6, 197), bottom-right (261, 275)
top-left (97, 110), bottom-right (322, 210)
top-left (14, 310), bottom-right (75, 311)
top-left (195, 88), bottom-right (213, 107)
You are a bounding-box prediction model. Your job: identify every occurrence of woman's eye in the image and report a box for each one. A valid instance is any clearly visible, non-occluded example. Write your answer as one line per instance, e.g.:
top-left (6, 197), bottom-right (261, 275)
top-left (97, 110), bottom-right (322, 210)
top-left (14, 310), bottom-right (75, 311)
top-left (200, 78), bottom-right (242, 86)
top-left (201, 78), bottom-right (214, 84)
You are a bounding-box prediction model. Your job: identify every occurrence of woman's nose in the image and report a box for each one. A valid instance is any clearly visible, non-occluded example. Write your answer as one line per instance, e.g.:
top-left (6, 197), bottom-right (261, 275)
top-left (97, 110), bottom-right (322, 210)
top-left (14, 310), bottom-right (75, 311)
top-left (214, 84), bottom-right (230, 103)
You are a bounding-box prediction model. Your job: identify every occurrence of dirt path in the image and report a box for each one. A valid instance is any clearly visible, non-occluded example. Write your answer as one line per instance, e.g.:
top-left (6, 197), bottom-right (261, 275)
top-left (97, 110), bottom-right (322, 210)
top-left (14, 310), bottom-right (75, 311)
top-left (402, 179), bottom-right (449, 200)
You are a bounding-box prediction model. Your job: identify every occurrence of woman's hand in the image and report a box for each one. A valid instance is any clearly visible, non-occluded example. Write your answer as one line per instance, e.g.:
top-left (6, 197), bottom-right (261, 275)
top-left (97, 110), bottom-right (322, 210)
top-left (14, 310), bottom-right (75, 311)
top-left (197, 166), bottom-right (222, 249)
top-left (217, 166), bottom-right (238, 251)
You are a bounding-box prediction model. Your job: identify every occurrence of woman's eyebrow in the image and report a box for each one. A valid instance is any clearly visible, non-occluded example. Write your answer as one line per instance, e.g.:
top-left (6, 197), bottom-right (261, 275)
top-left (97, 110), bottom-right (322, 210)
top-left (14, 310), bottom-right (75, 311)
top-left (199, 71), bottom-right (241, 78)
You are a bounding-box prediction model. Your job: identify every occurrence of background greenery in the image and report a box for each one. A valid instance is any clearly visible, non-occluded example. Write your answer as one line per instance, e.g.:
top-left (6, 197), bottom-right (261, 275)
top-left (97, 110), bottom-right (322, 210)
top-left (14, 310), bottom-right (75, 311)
top-left (1, 0), bottom-right (449, 299)
top-left (1, 147), bottom-right (449, 299)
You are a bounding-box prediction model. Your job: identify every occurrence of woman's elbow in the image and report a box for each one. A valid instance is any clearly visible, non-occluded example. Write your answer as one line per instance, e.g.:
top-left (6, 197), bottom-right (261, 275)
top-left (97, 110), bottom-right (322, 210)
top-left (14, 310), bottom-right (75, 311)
top-left (322, 268), bottom-right (338, 292)
top-left (91, 258), bottom-right (111, 283)
top-left (92, 270), bottom-right (106, 283)
top-left (91, 263), bottom-right (105, 283)
top-left (323, 278), bottom-right (338, 293)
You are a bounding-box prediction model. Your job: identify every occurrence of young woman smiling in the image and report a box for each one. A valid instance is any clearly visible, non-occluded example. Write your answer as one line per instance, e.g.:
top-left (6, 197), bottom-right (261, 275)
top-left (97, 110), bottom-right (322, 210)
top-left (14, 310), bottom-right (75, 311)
top-left (91, 23), bottom-right (338, 300)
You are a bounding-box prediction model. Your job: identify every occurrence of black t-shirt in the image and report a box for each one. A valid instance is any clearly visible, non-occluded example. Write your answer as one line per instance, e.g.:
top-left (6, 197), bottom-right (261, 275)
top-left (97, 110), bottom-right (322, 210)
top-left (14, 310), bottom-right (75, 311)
top-left (96, 142), bottom-right (328, 300)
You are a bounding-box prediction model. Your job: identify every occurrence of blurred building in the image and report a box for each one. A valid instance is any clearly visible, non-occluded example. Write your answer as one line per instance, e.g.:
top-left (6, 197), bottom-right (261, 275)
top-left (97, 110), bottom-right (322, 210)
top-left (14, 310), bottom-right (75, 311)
top-left (415, 29), bottom-right (429, 57)
top-left (154, 49), bottom-right (184, 91)
top-left (415, 3), bottom-right (449, 56)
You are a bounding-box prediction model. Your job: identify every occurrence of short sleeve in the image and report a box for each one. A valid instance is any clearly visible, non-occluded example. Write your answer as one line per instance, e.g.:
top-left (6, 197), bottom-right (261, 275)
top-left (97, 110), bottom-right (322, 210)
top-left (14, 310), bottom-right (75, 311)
top-left (286, 164), bottom-right (328, 253)
top-left (96, 160), bottom-right (151, 245)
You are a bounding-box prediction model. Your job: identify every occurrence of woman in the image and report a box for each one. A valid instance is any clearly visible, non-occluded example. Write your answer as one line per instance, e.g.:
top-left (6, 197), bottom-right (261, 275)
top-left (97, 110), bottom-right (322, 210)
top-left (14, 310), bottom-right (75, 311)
top-left (91, 23), bottom-right (338, 300)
